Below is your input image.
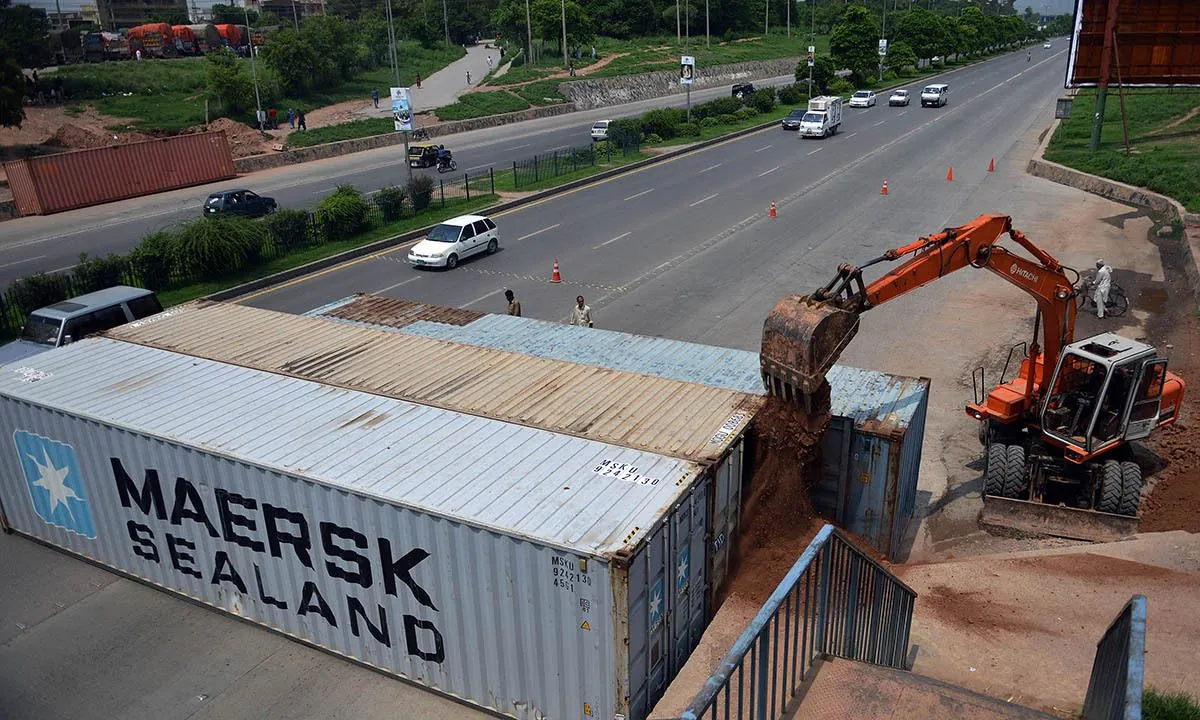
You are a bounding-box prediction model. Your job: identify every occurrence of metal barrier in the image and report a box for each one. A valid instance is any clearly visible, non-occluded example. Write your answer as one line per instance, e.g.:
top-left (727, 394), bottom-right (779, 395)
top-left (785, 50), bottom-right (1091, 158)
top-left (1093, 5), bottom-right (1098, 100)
top-left (1083, 595), bottom-right (1146, 720)
top-left (680, 524), bottom-right (916, 720)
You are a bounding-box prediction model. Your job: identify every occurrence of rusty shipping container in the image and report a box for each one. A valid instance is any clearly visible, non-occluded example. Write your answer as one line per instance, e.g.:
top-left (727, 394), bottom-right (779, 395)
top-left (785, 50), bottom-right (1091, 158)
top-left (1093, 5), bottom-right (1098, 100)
top-left (2, 132), bottom-right (236, 217)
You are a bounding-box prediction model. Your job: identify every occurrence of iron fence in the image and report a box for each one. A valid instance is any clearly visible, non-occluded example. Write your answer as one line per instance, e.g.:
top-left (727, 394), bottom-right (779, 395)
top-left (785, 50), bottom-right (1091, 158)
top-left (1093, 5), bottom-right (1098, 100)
top-left (678, 525), bottom-right (915, 720)
top-left (511, 140), bottom-right (641, 190)
top-left (1083, 595), bottom-right (1146, 720)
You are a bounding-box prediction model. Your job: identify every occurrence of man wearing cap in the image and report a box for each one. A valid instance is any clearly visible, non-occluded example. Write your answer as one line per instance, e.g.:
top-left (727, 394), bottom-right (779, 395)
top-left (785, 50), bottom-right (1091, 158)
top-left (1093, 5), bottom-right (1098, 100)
top-left (1093, 259), bottom-right (1113, 318)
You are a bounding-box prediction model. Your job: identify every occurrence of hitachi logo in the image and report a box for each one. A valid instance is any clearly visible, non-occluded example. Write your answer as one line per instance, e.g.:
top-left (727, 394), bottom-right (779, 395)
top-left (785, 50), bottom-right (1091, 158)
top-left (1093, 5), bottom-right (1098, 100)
top-left (1010, 263), bottom-right (1039, 283)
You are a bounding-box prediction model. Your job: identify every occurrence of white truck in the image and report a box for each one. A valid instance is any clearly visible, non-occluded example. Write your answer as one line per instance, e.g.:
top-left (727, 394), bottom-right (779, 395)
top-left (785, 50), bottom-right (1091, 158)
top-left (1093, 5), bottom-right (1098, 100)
top-left (799, 96), bottom-right (843, 138)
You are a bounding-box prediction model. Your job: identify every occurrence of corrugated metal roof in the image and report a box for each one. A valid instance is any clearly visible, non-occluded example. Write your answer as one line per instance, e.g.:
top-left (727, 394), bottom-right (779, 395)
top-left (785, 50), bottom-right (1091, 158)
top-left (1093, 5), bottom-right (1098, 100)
top-left (107, 301), bottom-right (762, 465)
top-left (325, 293), bottom-right (486, 328)
top-left (309, 296), bottom-right (927, 432)
top-left (0, 338), bottom-right (701, 557)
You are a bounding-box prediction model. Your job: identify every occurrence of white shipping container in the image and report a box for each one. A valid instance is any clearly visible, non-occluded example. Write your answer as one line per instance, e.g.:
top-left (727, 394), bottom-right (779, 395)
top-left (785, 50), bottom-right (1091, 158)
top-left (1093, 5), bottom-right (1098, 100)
top-left (0, 339), bottom-right (743, 720)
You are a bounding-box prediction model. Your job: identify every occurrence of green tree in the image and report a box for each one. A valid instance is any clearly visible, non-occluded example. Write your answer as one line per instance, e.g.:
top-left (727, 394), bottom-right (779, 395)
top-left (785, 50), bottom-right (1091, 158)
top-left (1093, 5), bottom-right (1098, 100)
top-left (259, 28), bottom-right (318, 94)
top-left (211, 3), bottom-right (259, 25)
top-left (830, 5), bottom-right (880, 85)
top-left (884, 40), bottom-right (918, 74)
top-left (205, 50), bottom-right (256, 115)
top-left (0, 57), bottom-right (23, 127)
top-left (301, 15), bottom-right (359, 84)
top-left (894, 7), bottom-right (947, 62)
top-left (1, 0), bottom-right (50, 67)
top-left (795, 54), bottom-right (836, 95)
top-left (530, 0), bottom-right (592, 52)
top-left (150, 10), bottom-right (190, 24)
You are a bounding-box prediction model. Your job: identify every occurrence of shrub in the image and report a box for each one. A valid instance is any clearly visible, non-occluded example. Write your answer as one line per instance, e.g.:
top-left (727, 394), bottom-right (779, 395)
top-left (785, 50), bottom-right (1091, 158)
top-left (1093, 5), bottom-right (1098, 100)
top-left (699, 116), bottom-right (720, 128)
top-left (677, 122), bottom-right (701, 137)
top-left (375, 185), bottom-right (408, 222)
top-left (828, 77), bottom-right (856, 96)
top-left (734, 106), bottom-right (759, 120)
top-left (264, 209), bottom-right (311, 252)
top-left (173, 216), bottom-right (265, 280)
top-left (883, 70), bottom-right (899, 82)
top-left (643, 132), bottom-right (663, 144)
top-left (777, 83), bottom-right (808, 106)
top-left (607, 118), bottom-right (643, 149)
top-left (73, 253), bottom-right (129, 294)
top-left (693, 96), bottom-right (741, 120)
top-left (407, 175), bottom-right (436, 212)
top-left (640, 107), bottom-right (685, 139)
top-left (316, 184), bottom-right (368, 242)
top-left (7, 273), bottom-right (70, 316)
top-left (749, 87), bottom-right (777, 114)
top-left (128, 230), bottom-right (177, 291)
top-left (717, 113), bottom-right (738, 125)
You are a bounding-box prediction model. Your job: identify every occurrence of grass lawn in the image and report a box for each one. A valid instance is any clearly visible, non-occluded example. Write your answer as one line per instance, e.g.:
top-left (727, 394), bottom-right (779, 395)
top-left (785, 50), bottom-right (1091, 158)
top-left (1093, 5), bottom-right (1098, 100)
top-left (487, 150), bottom-right (650, 193)
top-left (156, 194), bottom-right (497, 308)
top-left (1145, 688), bottom-right (1200, 720)
top-left (287, 117), bottom-right (395, 148)
top-left (1045, 89), bottom-right (1200, 212)
top-left (434, 90), bottom-right (531, 121)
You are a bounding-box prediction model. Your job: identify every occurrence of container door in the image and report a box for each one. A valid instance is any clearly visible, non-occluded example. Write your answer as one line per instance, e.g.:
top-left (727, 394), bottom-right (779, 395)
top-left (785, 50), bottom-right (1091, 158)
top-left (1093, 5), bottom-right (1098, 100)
top-left (671, 481), bottom-right (710, 675)
top-left (707, 439), bottom-right (743, 609)
top-left (815, 417), bottom-right (853, 523)
top-left (626, 522), bottom-right (669, 720)
top-left (843, 433), bottom-right (888, 544)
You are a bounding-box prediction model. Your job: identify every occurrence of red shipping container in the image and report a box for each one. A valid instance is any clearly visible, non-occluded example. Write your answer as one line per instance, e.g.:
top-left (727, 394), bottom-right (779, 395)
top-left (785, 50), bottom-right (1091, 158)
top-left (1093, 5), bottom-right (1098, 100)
top-left (2, 132), bottom-right (237, 217)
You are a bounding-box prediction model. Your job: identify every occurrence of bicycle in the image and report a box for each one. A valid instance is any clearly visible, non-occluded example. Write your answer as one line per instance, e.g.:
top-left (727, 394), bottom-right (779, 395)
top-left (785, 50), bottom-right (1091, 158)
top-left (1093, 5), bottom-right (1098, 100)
top-left (1076, 276), bottom-right (1129, 317)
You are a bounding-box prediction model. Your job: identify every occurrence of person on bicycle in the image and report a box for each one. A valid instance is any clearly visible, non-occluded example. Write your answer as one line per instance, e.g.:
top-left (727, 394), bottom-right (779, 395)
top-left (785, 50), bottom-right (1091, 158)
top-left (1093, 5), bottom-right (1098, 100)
top-left (1093, 258), bottom-right (1113, 318)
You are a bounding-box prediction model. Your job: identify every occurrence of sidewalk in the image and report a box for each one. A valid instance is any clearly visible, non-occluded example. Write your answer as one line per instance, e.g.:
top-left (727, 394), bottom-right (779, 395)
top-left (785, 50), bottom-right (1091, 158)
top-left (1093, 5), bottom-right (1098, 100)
top-left (355, 43), bottom-right (501, 117)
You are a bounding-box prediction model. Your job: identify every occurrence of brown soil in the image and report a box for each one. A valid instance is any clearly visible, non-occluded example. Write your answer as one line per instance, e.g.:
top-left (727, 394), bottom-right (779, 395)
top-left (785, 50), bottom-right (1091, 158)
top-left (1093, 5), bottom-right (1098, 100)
top-left (491, 52), bottom-right (632, 90)
top-left (180, 117), bottom-right (277, 158)
top-left (45, 122), bottom-right (152, 149)
top-left (1140, 310), bottom-right (1200, 532)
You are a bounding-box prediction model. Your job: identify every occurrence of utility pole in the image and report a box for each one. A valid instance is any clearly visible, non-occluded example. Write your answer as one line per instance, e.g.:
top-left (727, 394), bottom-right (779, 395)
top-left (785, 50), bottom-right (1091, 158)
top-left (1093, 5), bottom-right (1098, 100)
top-left (879, 0), bottom-right (887, 82)
top-left (808, 0), bottom-right (815, 98)
top-left (289, 0), bottom-right (299, 30)
top-left (442, 0), bottom-right (449, 44)
top-left (525, 0), bottom-right (534, 64)
top-left (676, 0), bottom-right (681, 42)
top-left (764, 0), bottom-right (769, 35)
top-left (561, 0), bottom-right (568, 68)
top-left (786, 0), bottom-right (790, 38)
top-left (244, 4), bottom-right (263, 133)
top-left (383, 0), bottom-right (411, 183)
top-left (705, 0), bottom-right (709, 47)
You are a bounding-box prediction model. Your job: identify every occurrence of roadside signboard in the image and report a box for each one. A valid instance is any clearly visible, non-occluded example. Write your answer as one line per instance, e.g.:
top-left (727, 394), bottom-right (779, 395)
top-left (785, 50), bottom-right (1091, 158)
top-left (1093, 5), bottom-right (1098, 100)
top-left (878, 38), bottom-right (888, 56)
top-left (390, 87), bottom-right (413, 132)
top-left (808, 45), bottom-right (815, 67)
top-left (1066, 0), bottom-right (1200, 87)
top-left (680, 56), bottom-right (695, 85)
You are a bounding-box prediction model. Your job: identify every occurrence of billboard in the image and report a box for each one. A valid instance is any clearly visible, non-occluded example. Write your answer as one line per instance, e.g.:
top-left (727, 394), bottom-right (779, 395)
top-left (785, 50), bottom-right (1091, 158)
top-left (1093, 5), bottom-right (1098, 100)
top-left (390, 87), bottom-right (413, 132)
top-left (680, 55), bottom-right (695, 85)
top-left (1066, 0), bottom-right (1200, 87)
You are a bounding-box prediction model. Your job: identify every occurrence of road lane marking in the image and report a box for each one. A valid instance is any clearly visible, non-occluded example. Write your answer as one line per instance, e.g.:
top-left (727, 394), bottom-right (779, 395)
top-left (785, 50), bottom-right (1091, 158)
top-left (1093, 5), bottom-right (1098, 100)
top-left (463, 288), bottom-right (505, 308)
top-left (624, 189), bottom-right (654, 201)
top-left (311, 187), bottom-right (337, 194)
top-left (547, 145), bottom-right (570, 151)
top-left (595, 231), bottom-right (631, 249)
top-left (757, 166), bottom-right (779, 177)
top-left (465, 164), bottom-right (492, 172)
top-left (690, 193), bottom-right (718, 207)
top-left (0, 255), bottom-right (46, 269)
top-left (844, 132), bottom-right (858, 139)
top-left (754, 144), bottom-right (773, 153)
top-left (873, 120), bottom-right (886, 126)
top-left (517, 223), bottom-right (561, 241)
top-left (899, 110), bottom-right (909, 116)
top-left (987, 82), bottom-right (1004, 92)
top-left (1005, 72), bottom-right (1022, 82)
top-left (699, 163), bottom-right (722, 173)
top-left (374, 276), bottom-right (422, 293)
top-left (506, 143), bottom-right (532, 151)
top-left (807, 148), bottom-right (823, 155)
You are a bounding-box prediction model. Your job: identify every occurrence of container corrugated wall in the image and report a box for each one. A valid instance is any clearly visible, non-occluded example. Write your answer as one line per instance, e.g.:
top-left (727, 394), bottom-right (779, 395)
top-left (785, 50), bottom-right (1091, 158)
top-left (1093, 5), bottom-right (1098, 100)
top-left (2, 132), bottom-right (236, 216)
top-left (0, 339), bottom-right (724, 720)
top-left (107, 301), bottom-right (761, 465)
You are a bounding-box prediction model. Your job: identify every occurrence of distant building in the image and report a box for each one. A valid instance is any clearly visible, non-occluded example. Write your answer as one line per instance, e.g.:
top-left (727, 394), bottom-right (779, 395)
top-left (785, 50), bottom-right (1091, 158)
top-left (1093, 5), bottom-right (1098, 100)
top-left (94, 0), bottom-right (188, 28)
top-left (243, 0), bottom-right (324, 22)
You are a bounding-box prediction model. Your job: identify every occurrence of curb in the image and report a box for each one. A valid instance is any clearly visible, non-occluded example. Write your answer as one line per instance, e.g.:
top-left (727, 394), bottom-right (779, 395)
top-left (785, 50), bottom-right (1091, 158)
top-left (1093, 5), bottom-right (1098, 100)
top-left (210, 46), bottom-right (1042, 303)
top-left (1026, 118), bottom-right (1200, 305)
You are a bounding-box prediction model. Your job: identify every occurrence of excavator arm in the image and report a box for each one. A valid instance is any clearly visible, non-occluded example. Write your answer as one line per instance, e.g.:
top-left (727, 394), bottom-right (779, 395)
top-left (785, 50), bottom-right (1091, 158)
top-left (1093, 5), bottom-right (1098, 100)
top-left (761, 214), bottom-right (1078, 406)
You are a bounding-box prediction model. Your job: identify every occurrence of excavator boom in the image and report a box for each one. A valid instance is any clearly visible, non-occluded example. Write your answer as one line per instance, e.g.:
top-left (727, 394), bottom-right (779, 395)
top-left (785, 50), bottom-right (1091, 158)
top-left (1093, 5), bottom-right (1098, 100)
top-left (761, 215), bottom-right (1077, 405)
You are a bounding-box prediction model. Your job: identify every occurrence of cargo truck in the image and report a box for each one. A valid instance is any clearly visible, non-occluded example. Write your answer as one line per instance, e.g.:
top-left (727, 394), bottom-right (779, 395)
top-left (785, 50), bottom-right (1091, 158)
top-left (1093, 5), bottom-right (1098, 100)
top-left (799, 95), bottom-right (843, 138)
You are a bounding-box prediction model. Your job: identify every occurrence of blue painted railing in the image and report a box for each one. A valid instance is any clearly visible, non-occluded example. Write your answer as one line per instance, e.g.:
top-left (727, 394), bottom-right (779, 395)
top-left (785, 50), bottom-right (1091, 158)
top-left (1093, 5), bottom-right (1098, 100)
top-left (1083, 595), bottom-right (1146, 720)
top-left (679, 524), bottom-right (916, 720)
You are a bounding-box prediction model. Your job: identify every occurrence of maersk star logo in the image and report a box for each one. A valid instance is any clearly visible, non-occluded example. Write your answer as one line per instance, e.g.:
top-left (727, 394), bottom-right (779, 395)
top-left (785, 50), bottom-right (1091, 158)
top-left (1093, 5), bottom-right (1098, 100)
top-left (649, 579), bottom-right (664, 628)
top-left (14, 431), bottom-right (96, 539)
top-left (677, 546), bottom-right (690, 593)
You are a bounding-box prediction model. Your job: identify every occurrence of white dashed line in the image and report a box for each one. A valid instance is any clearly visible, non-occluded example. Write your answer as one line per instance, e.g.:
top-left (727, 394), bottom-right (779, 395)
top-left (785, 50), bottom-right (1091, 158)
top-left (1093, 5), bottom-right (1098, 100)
top-left (754, 144), bottom-right (773, 153)
top-left (517, 223), bottom-right (561, 241)
top-left (463, 288), bottom-right (506, 308)
top-left (506, 143), bottom-right (532, 151)
top-left (375, 276), bottom-right (422, 293)
top-left (873, 120), bottom-right (886, 126)
top-left (757, 166), bottom-right (779, 177)
top-left (624, 189), bottom-right (654, 201)
top-left (699, 163), bottom-right (722, 173)
top-left (690, 193), bottom-right (719, 207)
top-left (844, 132), bottom-right (858, 139)
top-left (595, 231), bottom-right (632, 249)
top-left (0, 255), bottom-right (46, 269)
top-left (807, 147), bottom-right (823, 155)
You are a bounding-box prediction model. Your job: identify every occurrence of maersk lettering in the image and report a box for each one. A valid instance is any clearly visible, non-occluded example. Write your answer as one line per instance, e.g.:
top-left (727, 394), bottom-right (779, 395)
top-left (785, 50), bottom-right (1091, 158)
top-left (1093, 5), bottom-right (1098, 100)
top-left (111, 457), bottom-right (444, 663)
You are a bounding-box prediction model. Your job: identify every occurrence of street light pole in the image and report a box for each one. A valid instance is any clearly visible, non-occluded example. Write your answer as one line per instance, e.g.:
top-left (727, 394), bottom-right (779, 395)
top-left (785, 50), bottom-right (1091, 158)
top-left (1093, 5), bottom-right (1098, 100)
top-left (705, 0), bottom-right (710, 47)
top-left (525, 0), bottom-right (534, 64)
top-left (243, 5), bottom-right (263, 133)
top-left (384, 0), bottom-right (411, 183)
top-left (809, 0), bottom-right (815, 98)
top-left (442, 0), bottom-right (449, 44)
top-left (561, 0), bottom-right (568, 68)
top-left (879, 0), bottom-right (887, 82)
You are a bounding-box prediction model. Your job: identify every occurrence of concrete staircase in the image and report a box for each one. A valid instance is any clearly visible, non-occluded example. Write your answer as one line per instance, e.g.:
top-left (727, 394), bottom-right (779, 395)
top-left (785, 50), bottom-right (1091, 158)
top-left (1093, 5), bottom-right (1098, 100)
top-left (789, 658), bottom-right (1059, 720)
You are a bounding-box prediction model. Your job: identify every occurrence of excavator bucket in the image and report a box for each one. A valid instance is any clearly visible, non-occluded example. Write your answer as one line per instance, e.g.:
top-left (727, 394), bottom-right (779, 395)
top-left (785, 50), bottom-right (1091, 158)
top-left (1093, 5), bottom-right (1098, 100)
top-left (761, 294), bottom-right (862, 407)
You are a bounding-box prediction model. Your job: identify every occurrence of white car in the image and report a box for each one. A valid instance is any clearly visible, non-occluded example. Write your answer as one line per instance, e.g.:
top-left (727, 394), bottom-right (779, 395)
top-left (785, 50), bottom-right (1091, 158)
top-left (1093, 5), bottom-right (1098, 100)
top-left (848, 90), bottom-right (877, 108)
top-left (1043, 42), bottom-right (1052, 48)
top-left (888, 89), bottom-right (910, 107)
top-left (407, 214), bottom-right (499, 269)
top-left (590, 120), bottom-right (610, 141)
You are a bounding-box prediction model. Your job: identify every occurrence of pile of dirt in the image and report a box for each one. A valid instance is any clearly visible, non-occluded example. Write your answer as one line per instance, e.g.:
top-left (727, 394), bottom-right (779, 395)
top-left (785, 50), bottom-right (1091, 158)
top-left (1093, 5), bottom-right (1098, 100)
top-left (1142, 311), bottom-right (1200, 533)
top-left (45, 123), bottom-right (116, 149)
top-left (185, 117), bottom-right (272, 158)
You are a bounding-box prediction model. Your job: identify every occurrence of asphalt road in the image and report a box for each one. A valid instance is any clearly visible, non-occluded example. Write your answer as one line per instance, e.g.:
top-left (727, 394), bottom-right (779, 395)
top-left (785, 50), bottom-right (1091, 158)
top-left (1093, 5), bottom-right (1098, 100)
top-left (0, 75), bottom-right (796, 286)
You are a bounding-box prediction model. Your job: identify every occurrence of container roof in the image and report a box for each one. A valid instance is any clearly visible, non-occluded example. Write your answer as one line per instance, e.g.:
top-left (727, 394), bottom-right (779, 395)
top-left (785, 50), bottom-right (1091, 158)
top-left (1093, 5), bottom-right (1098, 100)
top-left (0, 339), bottom-right (701, 557)
top-left (313, 295), bottom-right (929, 433)
top-left (106, 301), bottom-right (762, 465)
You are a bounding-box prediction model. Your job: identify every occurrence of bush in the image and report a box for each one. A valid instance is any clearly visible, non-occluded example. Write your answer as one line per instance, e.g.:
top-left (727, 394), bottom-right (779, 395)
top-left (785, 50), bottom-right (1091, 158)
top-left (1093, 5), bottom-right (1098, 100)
top-left (173, 216), bottom-right (266, 280)
top-left (734, 106), bottom-right (759, 120)
top-left (717, 113), bottom-right (738, 125)
top-left (407, 175), bottom-right (436, 212)
top-left (643, 132), bottom-right (663, 144)
top-left (73, 253), bottom-right (129, 294)
top-left (7, 273), bottom-right (70, 316)
top-left (777, 83), bottom-right (808, 106)
top-left (828, 78), bottom-right (855, 96)
top-left (693, 96), bottom-right (741, 120)
top-left (883, 70), bottom-right (899, 82)
top-left (607, 118), bottom-right (643, 149)
top-left (677, 122), bottom-right (701, 137)
top-left (375, 185), bottom-right (408, 222)
top-left (640, 107), bottom-right (685, 139)
top-left (749, 88), bottom-right (776, 114)
top-left (699, 116), bottom-right (720, 128)
top-left (265, 209), bottom-right (311, 252)
top-left (128, 230), bottom-right (177, 291)
top-left (316, 184), bottom-right (368, 242)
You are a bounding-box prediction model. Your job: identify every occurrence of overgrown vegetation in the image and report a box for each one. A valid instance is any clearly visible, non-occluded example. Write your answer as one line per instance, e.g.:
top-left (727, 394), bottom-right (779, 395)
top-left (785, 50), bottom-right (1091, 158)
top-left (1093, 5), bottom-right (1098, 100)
top-left (1145, 688), bottom-right (1200, 720)
top-left (435, 90), bottom-right (531, 121)
top-left (1045, 90), bottom-right (1200, 212)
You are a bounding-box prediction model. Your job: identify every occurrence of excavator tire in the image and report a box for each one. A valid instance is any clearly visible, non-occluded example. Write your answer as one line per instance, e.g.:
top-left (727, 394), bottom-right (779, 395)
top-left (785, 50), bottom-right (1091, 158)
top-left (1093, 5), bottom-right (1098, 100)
top-left (1098, 460), bottom-right (1124, 514)
top-left (1118, 461), bottom-right (1143, 517)
top-left (1001, 445), bottom-right (1028, 499)
top-left (984, 443), bottom-right (1008, 497)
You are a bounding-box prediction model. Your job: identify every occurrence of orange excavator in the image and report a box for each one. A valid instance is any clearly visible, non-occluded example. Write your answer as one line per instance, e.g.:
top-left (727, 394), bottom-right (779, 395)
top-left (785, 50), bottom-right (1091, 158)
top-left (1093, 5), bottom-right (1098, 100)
top-left (761, 214), bottom-right (1185, 537)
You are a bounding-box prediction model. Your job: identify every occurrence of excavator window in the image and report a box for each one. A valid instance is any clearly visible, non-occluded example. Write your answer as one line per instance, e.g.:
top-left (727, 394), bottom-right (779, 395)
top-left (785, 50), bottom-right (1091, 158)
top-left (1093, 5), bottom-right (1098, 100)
top-left (1129, 361), bottom-right (1166, 425)
top-left (1091, 362), bottom-right (1137, 447)
top-left (1042, 354), bottom-right (1107, 444)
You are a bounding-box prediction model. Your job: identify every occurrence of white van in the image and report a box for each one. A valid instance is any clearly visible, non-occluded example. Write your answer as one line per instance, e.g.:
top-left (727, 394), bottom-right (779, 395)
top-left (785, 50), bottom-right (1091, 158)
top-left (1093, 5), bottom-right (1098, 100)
top-left (921, 83), bottom-right (949, 107)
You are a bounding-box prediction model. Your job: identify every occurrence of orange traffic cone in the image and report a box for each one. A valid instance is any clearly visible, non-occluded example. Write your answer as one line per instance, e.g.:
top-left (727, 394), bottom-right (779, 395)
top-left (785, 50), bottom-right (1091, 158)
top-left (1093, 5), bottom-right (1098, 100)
top-left (551, 259), bottom-right (562, 283)
top-left (769, 201), bottom-right (777, 218)
top-left (947, 166), bottom-right (954, 182)
top-left (880, 179), bottom-right (889, 196)
top-left (988, 157), bottom-right (996, 172)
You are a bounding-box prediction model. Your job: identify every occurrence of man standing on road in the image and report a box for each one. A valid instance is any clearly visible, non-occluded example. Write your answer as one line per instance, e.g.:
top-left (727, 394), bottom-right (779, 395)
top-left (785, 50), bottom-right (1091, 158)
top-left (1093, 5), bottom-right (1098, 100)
top-left (505, 289), bottom-right (521, 317)
top-left (487, 55), bottom-right (493, 68)
top-left (570, 296), bottom-right (593, 327)
top-left (466, 70), bottom-right (472, 84)
top-left (416, 73), bottom-right (422, 89)
top-left (297, 109), bottom-right (307, 131)
top-left (1094, 259), bottom-right (1113, 318)
top-left (372, 88), bottom-right (380, 108)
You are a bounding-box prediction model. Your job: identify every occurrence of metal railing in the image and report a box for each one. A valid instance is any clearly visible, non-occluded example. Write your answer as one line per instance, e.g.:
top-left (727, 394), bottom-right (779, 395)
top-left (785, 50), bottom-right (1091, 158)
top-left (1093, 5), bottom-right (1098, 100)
top-left (511, 140), bottom-right (641, 190)
top-left (1083, 595), bottom-right (1146, 720)
top-left (679, 524), bottom-right (916, 720)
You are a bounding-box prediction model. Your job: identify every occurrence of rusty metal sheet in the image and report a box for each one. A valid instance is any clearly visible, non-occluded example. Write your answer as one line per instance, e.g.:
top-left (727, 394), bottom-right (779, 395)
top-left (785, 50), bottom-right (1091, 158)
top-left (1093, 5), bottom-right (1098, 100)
top-left (761, 294), bottom-right (861, 401)
top-left (107, 301), bottom-right (764, 465)
top-left (2, 132), bottom-right (236, 216)
top-left (1068, 0), bottom-right (1200, 87)
top-left (326, 294), bottom-right (486, 328)
top-left (981, 496), bottom-right (1138, 541)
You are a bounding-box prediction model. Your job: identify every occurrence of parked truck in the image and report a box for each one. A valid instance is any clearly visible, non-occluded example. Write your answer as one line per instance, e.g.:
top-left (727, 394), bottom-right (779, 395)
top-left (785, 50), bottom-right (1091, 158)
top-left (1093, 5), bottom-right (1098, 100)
top-left (799, 95), bottom-right (844, 138)
top-left (84, 32), bottom-right (130, 61)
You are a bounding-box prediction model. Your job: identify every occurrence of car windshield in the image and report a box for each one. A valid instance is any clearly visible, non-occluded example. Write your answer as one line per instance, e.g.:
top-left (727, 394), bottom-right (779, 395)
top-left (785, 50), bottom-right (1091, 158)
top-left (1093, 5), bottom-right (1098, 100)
top-left (893, 91), bottom-right (907, 96)
top-left (426, 223), bottom-right (463, 242)
top-left (204, 195), bottom-right (223, 207)
top-left (802, 112), bottom-right (824, 123)
top-left (787, 110), bottom-right (805, 118)
top-left (593, 122), bottom-right (607, 128)
top-left (924, 87), bottom-right (940, 94)
top-left (853, 92), bottom-right (870, 98)
top-left (20, 315), bottom-right (61, 346)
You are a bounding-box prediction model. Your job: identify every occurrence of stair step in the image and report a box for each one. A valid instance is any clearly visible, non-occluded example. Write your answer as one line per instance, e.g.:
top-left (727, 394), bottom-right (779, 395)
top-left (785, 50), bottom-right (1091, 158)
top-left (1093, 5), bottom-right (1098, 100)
top-left (789, 658), bottom-right (1061, 719)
